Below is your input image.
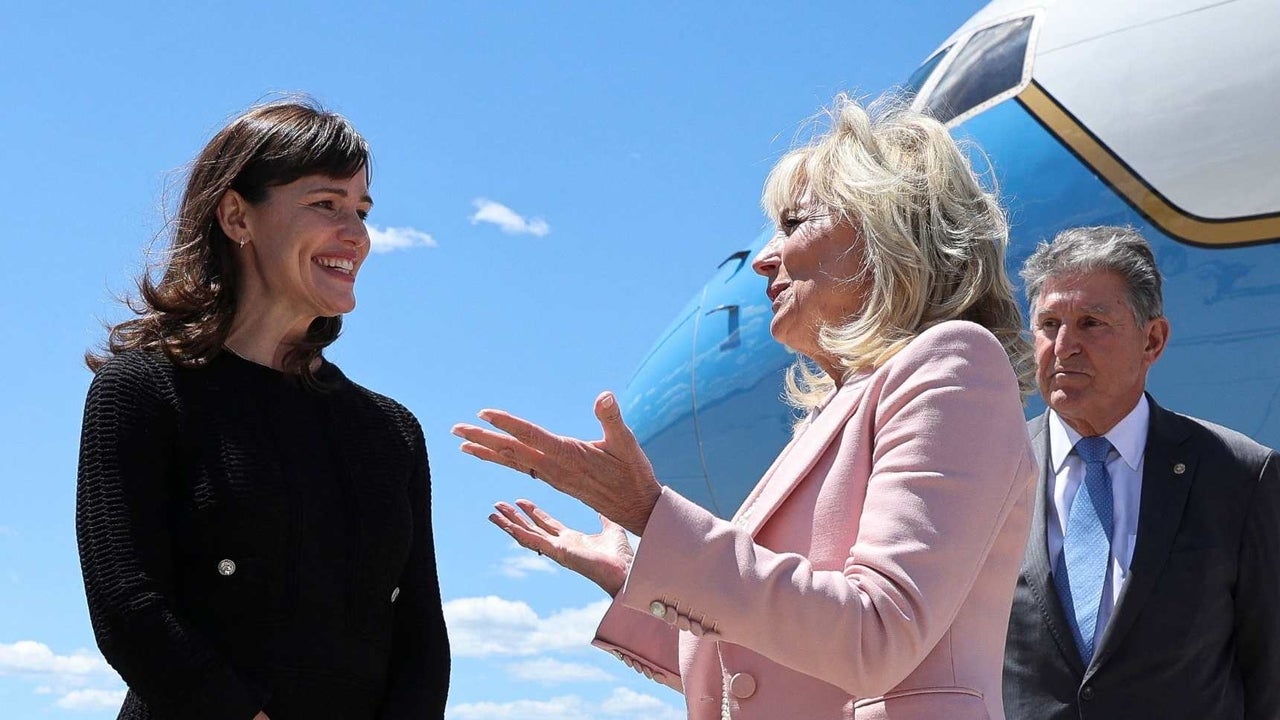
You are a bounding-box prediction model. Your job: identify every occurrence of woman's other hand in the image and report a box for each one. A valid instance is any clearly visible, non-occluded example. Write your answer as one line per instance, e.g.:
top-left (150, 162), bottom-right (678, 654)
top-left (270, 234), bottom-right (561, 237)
top-left (490, 500), bottom-right (634, 597)
top-left (453, 391), bottom-right (662, 536)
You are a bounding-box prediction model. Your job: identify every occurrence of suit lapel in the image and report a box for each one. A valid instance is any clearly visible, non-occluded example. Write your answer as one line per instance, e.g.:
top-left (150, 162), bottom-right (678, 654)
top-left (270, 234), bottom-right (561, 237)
top-left (731, 372), bottom-right (873, 535)
top-left (1089, 395), bottom-right (1196, 672)
top-left (1023, 413), bottom-right (1087, 676)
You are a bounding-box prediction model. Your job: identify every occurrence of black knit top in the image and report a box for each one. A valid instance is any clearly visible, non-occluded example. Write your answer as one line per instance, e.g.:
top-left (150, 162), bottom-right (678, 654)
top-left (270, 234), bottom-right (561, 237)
top-left (76, 349), bottom-right (450, 720)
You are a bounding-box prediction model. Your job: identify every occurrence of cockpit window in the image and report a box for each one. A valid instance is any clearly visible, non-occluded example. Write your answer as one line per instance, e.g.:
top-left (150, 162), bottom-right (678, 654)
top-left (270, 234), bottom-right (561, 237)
top-left (923, 16), bottom-right (1033, 124)
top-left (905, 46), bottom-right (950, 98)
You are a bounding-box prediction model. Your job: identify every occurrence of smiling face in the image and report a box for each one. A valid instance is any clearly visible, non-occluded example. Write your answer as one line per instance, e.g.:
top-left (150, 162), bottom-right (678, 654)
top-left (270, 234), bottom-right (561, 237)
top-left (227, 171), bottom-right (373, 332)
top-left (751, 199), bottom-right (871, 375)
top-left (1032, 270), bottom-right (1169, 435)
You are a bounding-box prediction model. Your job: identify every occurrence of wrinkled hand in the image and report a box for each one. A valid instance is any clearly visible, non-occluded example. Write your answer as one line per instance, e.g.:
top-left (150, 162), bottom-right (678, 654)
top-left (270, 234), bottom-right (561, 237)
top-left (490, 499), bottom-right (634, 597)
top-left (452, 391), bottom-right (662, 536)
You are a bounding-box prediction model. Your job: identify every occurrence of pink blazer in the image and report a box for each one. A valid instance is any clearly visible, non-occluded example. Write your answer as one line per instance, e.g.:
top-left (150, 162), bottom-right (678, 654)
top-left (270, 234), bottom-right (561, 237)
top-left (593, 320), bottom-right (1035, 719)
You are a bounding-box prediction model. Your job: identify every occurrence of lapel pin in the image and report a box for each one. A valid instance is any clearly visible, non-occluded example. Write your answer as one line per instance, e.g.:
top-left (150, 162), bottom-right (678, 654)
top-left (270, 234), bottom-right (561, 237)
top-left (1173, 462), bottom-right (1186, 475)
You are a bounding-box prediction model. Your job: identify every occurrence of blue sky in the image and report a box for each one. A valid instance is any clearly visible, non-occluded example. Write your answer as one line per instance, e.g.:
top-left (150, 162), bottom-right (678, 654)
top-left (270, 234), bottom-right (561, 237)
top-left (0, 2), bottom-right (984, 717)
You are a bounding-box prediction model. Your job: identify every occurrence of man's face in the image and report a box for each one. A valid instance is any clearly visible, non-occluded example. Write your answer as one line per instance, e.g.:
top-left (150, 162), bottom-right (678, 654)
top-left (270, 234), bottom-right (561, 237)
top-left (1031, 270), bottom-right (1169, 436)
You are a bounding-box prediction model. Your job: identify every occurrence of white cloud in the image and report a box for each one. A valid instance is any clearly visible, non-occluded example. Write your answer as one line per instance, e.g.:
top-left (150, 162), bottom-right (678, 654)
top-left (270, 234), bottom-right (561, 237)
top-left (0, 641), bottom-right (112, 677)
top-left (506, 657), bottom-right (613, 684)
top-left (0, 526), bottom-right (17, 537)
top-left (448, 695), bottom-right (594, 720)
top-left (447, 688), bottom-right (682, 720)
top-left (443, 596), bottom-right (610, 657)
top-left (55, 688), bottom-right (128, 711)
top-left (0, 641), bottom-right (126, 712)
top-left (367, 225), bottom-right (437, 253)
top-left (470, 199), bottom-right (550, 237)
top-left (497, 553), bottom-right (558, 579)
top-left (600, 687), bottom-right (685, 719)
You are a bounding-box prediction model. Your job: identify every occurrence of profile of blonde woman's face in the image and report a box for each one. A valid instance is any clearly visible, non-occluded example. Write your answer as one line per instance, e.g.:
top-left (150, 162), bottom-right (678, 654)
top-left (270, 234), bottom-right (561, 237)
top-left (751, 197), bottom-right (871, 362)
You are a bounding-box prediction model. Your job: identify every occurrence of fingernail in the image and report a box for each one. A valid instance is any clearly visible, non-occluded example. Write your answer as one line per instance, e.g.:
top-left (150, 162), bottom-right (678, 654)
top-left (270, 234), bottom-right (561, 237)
top-left (601, 393), bottom-right (615, 409)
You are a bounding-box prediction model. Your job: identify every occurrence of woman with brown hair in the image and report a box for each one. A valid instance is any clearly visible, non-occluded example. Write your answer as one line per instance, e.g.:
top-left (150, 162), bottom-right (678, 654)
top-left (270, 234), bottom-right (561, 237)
top-left (77, 98), bottom-right (449, 719)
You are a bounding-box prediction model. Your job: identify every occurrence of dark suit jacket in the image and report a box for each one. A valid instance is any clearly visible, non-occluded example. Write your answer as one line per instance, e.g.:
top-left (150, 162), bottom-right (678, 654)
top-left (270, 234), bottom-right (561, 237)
top-left (1003, 395), bottom-right (1280, 720)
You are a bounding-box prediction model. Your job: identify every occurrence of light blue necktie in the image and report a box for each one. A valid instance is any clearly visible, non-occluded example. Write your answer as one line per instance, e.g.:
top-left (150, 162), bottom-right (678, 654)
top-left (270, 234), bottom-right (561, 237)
top-left (1054, 436), bottom-right (1114, 663)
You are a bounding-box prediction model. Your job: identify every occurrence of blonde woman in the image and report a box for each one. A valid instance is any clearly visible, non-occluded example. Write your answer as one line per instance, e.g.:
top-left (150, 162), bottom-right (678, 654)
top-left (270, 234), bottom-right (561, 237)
top-left (453, 95), bottom-right (1035, 720)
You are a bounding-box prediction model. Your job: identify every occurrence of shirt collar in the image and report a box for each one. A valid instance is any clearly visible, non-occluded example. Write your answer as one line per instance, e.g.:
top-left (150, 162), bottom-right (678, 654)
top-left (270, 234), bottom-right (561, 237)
top-left (1048, 395), bottom-right (1150, 473)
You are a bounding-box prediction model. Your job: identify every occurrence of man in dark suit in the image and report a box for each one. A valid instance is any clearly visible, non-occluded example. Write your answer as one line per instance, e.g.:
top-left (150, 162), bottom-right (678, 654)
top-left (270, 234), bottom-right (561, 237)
top-left (1003, 226), bottom-right (1280, 720)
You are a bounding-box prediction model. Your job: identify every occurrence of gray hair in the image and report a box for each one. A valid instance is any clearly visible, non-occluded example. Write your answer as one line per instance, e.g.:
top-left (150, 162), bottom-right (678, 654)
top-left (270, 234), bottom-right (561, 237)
top-left (1021, 225), bottom-right (1164, 324)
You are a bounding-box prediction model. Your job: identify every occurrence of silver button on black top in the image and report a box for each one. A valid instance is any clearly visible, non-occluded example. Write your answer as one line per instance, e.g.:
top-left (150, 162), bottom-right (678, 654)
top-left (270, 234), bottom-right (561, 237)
top-left (217, 559), bottom-right (237, 576)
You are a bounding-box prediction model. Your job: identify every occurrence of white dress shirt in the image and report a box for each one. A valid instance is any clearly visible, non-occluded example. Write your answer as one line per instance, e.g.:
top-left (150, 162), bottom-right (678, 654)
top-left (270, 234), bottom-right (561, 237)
top-left (1046, 395), bottom-right (1149, 651)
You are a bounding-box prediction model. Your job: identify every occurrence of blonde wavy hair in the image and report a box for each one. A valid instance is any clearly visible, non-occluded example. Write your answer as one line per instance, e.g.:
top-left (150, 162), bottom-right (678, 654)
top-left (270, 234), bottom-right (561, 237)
top-left (762, 94), bottom-right (1033, 413)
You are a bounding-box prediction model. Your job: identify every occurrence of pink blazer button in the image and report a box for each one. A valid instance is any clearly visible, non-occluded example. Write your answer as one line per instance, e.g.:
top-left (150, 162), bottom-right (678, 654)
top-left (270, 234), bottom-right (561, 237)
top-left (729, 672), bottom-right (756, 699)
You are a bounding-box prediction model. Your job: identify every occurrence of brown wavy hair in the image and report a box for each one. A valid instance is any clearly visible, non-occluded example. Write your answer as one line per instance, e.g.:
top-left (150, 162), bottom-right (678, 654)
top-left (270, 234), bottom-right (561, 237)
top-left (87, 97), bottom-right (371, 383)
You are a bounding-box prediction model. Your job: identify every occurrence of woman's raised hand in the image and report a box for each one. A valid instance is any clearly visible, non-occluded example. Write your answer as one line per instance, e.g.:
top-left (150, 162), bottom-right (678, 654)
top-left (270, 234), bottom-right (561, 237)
top-left (452, 391), bottom-right (663, 536)
top-left (490, 500), bottom-right (634, 597)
